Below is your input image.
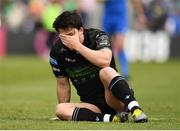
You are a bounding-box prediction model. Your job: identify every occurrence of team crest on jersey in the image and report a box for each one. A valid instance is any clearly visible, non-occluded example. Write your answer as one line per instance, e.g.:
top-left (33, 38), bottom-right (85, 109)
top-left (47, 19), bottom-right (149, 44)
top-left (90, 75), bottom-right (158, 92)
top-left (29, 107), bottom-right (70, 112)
top-left (49, 57), bottom-right (58, 65)
top-left (96, 34), bottom-right (109, 47)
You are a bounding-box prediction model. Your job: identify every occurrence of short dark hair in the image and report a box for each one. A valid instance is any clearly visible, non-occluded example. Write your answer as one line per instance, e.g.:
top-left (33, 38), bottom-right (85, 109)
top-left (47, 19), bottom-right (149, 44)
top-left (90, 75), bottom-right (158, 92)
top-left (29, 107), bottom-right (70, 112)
top-left (53, 10), bottom-right (83, 32)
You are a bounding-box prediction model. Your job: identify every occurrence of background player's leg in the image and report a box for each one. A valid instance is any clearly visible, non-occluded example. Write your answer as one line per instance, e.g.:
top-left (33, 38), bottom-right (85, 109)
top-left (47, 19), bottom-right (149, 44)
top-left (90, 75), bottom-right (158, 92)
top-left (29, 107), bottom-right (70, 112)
top-left (114, 34), bottom-right (129, 78)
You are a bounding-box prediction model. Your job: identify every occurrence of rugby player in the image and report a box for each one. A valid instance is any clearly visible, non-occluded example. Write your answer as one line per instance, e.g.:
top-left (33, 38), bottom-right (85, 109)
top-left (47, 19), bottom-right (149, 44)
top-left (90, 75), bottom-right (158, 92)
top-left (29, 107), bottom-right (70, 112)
top-left (49, 11), bottom-right (148, 123)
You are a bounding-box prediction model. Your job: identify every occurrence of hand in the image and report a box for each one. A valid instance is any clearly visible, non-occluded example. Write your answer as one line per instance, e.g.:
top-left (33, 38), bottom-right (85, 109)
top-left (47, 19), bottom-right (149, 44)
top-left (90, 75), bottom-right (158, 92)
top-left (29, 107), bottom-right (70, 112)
top-left (59, 29), bottom-right (81, 50)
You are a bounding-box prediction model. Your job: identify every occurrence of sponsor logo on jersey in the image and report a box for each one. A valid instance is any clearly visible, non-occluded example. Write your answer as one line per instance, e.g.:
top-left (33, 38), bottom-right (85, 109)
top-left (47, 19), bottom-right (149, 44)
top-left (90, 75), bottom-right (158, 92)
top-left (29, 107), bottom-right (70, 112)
top-left (125, 95), bottom-right (130, 99)
top-left (49, 57), bottom-right (58, 65)
top-left (99, 42), bottom-right (108, 46)
top-left (65, 57), bottom-right (76, 62)
top-left (96, 34), bottom-right (100, 38)
top-left (95, 116), bottom-right (100, 121)
top-left (52, 67), bottom-right (60, 72)
top-left (99, 35), bottom-right (108, 41)
top-left (60, 47), bottom-right (67, 53)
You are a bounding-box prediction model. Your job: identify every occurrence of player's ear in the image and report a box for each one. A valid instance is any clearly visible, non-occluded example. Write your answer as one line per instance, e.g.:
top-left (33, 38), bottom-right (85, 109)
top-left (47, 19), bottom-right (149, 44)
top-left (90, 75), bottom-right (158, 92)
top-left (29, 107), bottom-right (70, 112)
top-left (79, 27), bottom-right (84, 34)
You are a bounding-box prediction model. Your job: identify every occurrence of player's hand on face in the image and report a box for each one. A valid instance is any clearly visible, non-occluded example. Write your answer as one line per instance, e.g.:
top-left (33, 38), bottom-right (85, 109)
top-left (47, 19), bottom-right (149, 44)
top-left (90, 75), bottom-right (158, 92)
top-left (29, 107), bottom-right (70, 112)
top-left (59, 29), bottom-right (80, 50)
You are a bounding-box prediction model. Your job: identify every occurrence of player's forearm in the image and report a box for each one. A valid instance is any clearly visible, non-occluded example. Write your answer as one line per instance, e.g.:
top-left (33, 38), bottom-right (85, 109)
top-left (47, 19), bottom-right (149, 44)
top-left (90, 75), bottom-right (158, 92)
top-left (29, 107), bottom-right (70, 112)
top-left (76, 44), bottom-right (112, 68)
top-left (132, 0), bottom-right (145, 16)
top-left (57, 85), bottom-right (71, 103)
top-left (56, 80), bottom-right (71, 103)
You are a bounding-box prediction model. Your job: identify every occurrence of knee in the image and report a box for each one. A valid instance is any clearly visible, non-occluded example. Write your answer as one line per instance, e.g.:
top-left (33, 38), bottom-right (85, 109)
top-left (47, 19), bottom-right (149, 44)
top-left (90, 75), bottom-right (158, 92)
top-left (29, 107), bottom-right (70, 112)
top-left (55, 103), bottom-right (68, 120)
top-left (99, 67), bottom-right (118, 81)
top-left (99, 67), bottom-right (112, 78)
top-left (99, 67), bottom-right (119, 88)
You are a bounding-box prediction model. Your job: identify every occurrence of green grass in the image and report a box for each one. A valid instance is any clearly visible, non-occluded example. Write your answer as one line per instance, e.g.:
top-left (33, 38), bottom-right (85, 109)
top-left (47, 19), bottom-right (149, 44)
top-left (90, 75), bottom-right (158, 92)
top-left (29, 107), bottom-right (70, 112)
top-left (0, 56), bottom-right (180, 129)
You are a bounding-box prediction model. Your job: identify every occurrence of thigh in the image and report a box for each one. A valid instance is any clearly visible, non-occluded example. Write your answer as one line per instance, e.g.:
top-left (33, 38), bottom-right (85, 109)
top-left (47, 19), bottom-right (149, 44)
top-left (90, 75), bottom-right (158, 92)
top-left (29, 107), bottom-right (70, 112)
top-left (83, 95), bottom-right (117, 114)
top-left (114, 34), bottom-right (126, 49)
top-left (72, 103), bottom-right (101, 113)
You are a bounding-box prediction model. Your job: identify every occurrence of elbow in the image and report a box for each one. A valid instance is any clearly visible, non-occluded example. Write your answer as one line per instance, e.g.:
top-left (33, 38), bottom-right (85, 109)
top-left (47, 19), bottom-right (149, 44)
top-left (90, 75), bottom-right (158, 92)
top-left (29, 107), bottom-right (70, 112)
top-left (100, 50), bottom-right (112, 68)
top-left (100, 59), bottom-right (111, 68)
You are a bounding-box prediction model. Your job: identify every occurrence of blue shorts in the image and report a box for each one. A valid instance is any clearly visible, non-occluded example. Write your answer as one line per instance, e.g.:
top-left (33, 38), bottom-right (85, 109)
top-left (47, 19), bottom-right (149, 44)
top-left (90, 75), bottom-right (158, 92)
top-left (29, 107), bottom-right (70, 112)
top-left (103, 14), bottom-right (128, 36)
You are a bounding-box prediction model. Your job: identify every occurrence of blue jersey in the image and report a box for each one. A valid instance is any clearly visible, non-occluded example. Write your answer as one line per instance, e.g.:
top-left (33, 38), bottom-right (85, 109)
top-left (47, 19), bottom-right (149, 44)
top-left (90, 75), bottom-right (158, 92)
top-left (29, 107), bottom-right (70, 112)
top-left (103, 0), bottom-right (128, 35)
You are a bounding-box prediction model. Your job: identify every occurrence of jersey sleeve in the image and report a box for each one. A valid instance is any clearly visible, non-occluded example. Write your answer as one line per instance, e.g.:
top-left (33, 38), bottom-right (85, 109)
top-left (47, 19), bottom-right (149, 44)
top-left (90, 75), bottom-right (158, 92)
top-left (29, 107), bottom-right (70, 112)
top-left (95, 32), bottom-right (111, 50)
top-left (49, 45), bottom-right (68, 78)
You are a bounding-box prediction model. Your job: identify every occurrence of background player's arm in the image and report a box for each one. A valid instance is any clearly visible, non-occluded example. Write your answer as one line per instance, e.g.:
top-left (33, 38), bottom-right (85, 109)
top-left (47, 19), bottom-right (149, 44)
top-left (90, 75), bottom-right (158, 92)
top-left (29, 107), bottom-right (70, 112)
top-left (56, 77), bottom-right (71, 103)
top-left (131, 0), bottom-right (147, 28)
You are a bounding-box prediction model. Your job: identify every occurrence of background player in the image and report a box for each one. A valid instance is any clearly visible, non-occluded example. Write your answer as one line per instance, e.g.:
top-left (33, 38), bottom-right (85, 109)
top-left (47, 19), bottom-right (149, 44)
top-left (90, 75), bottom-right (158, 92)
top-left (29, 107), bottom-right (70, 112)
top-left (103, 0), bottom-right (146, 78)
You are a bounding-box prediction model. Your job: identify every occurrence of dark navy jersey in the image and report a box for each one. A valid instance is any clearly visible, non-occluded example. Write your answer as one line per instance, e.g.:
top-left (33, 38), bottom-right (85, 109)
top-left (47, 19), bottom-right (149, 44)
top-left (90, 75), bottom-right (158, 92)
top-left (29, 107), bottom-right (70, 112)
top-left (49, 28), bottom-right (117, 100)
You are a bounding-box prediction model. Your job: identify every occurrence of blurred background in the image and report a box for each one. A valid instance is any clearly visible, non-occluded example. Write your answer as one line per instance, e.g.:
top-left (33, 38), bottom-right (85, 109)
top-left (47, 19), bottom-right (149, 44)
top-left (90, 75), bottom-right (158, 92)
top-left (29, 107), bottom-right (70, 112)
top-left (0, 0), bottom-right (180, 61)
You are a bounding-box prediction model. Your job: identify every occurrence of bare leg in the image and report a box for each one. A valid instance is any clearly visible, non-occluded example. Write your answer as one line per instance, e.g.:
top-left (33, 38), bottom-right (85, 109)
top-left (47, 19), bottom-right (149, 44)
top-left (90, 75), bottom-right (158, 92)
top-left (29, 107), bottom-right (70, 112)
top-left (113, 34), bottom-right (129, 77)
top-left (55, 102), bottom-right (101, 120)
top-left (99, 67), bottom-right (148, 123)
top-left (99, 67), bottom-right (125, 112)
top-left (113, 33), bottom-right (125, 53)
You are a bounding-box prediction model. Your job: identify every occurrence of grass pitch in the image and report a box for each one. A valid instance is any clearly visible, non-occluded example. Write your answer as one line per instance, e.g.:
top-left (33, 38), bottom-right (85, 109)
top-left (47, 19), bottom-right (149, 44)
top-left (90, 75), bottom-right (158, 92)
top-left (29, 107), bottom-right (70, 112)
top-left (0, 56), bottom-right (180, 129)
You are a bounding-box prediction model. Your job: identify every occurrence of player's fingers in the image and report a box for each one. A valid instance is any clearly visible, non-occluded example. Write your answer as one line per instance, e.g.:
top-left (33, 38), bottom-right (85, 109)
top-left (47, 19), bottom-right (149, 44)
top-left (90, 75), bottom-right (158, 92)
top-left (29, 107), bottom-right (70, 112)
top-left (61, 39), bottom-right (67, 45)
top-left (59, 34), bottom-right (69, 39)
top-left (60, 36), bottom-right (68, 42)
top-left (74, 29), bottom-right (79, 36)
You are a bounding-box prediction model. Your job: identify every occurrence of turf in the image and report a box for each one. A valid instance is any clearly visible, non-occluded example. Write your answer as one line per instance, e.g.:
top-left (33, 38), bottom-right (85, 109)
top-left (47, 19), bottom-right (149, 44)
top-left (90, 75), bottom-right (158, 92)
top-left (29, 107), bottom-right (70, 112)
top-left (0, 56), bottom-right (180, 129)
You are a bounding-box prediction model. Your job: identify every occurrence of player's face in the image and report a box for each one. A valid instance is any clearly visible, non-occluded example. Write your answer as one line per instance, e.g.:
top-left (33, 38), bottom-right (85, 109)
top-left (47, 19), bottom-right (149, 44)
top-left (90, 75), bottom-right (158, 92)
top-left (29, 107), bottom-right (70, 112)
top-left (59, 28), bottom-right (76, 36)
top-left (59, 27), bottom-right (84, 44)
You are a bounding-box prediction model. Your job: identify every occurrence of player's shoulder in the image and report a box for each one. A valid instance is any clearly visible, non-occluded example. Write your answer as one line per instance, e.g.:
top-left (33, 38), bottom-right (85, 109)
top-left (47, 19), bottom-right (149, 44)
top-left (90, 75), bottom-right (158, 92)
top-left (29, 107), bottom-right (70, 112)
top-left (85, 28), bottom-right (108, 39)
top-left (86, 28), bottom-right (107, 35)
top-left (51, 38), bottom-right (63, 53)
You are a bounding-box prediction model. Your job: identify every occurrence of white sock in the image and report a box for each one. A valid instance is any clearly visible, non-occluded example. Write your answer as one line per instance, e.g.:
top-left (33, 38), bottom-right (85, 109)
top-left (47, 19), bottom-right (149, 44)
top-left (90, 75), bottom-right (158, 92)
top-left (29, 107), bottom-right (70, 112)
top-left (103, 114), bottom-right (111, 122)
top-left (128, 101), bottom-right (139, 111)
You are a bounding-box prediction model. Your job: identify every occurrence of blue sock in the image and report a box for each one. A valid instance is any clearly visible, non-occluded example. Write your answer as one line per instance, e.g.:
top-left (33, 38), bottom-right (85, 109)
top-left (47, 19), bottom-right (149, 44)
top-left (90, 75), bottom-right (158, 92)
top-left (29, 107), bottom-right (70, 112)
top-left (118, 50), bottom-right (129, 77)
